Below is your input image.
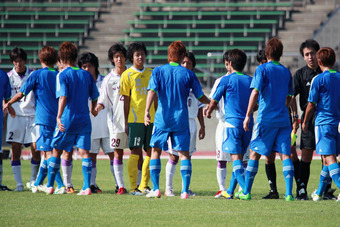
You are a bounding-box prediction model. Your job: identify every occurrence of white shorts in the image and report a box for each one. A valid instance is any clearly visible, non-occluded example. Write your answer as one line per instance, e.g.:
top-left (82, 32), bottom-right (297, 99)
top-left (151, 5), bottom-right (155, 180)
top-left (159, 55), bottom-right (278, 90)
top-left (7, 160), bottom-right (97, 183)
top-left (167, 118), bottom-right (197, 156)
top-left (90, 137), bottom-right (114, 154)
top-left (6, 115), bottom-right (37, 145)
top-left (216, 121), bottom-right (231, 162)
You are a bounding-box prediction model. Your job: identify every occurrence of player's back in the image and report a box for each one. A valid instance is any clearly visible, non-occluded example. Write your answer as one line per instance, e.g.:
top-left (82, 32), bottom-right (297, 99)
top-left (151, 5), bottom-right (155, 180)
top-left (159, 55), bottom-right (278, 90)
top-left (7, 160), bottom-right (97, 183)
top-left (253, 61), bottom-right (292, 127)
top-left (57, 67), bottom-right (98, 134)
top-left (312, 70), bottom-right (340, 126)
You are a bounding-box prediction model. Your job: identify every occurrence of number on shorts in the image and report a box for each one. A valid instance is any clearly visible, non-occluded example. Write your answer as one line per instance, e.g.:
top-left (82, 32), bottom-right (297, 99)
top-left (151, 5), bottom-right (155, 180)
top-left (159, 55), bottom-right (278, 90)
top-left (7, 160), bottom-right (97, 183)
top-left (111, 138), bottom-right (121, 148)
top-left (8, 132), bottom-right (14, 140)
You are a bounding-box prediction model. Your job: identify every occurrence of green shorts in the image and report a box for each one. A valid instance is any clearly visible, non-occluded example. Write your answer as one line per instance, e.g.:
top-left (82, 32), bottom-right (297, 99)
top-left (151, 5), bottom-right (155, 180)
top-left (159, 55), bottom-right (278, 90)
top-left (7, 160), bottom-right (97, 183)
top-left (128, 123), bottom-right (153, 150)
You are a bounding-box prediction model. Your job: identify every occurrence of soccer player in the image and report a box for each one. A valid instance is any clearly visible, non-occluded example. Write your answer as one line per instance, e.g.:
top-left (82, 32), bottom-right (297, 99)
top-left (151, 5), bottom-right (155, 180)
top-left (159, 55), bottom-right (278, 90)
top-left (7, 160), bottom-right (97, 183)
top-left (242, 38), bottom-right (295, 201)
top-left (0, 69), bottom-right (13, 191)
top-left (78, 52), bottom-right (114, 193)
top-left (164, 51), bottom-right (205, 197)
top-left (46, 42), bottom-right (99, 195)
top-left (4, 47), bottom-right (66, 194)
top-left (304, 47), bottom-right (340, 202)
top-left (145, 41), bottom-right (210, 199)
top-left (6, 47), bottom-right (40, 192)
top-left (120, 42), bottom-right (155, 195)
top-left (94, 43), bottom-right (129, 195)
top-left (205, 49), bottom-right (253, 199)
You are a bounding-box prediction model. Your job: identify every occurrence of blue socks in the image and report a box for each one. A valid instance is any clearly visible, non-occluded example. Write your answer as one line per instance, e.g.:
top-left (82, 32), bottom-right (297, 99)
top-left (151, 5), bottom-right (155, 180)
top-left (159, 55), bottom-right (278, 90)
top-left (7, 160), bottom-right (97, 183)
top-left (150, 159), bottom-right (161, 191)
top-left (82, 158), bottom-right (92, 190)
top-left (316, 165), bottom-right (331, 196)
top-left (47, 157), bottom-right (60, 188)
top-left (282, 159), bottom-right (294, 196)
top-left (328, 163), bottom-right (340, 189)
top-left (34, 159), bottom-right (48, 186)
top-left (244, 159), bottom-right (258, 195)
top-left (180, 159), bottom-right (192, 194)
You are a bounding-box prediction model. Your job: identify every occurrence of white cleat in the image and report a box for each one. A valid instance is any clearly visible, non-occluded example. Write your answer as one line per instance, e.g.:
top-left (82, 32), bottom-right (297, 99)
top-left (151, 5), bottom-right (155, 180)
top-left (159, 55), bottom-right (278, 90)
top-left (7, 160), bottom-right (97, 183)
top-left (15, 185), bottom-right (24, 192)
top-left (146, 189), bottom-right (161, 198)
top-left (164, 189), bottom-right (175, 197)
top-left (311, 190), bottom-right (322, 201)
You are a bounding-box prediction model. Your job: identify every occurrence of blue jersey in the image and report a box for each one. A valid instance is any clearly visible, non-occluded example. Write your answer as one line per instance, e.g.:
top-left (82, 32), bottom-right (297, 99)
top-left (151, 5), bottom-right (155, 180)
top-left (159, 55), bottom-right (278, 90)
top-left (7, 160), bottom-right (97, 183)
top-left (308, 69), bottom-right (340, 126)
top-left (212, 72), bottom-right (253, 128)
top-left (251, 61), bottom-right (293, 127)
top-left (148, 63), bottom-right (204, 132)
top-left (0, 69), bottom-right (11, 120)
top-left (56, 67), bottom-right (99, 134)
top-left (20, 67), bottom-right (58, 127)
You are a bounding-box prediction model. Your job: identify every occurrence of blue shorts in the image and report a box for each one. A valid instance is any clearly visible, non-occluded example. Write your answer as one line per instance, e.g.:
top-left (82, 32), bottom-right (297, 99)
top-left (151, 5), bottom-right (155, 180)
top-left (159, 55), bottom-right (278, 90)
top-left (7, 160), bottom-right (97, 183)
top-left (150, 126), bottom-right (190, 152)
top-left (222, 126), bottom-right (251, 155)
top-left (36, 125), bottom-right (54, 151)
top-left (51, 128), bottom-right (91, 152)
top-left (250, 123), bottom-right (291, 156)
top-left (315, 125), bottom-right (340, 156)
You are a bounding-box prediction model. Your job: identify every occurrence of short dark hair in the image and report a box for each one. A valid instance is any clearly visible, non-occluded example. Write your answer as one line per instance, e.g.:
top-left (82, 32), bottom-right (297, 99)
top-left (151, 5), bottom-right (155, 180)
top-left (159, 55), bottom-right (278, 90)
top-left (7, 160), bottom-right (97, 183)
top-left (299, 39), bottom-right (320, 57)
top-left (59, 42), bottom-right (78, 65)
top-left (256, 50), bottom-right (267, 64)
top-left (39, 46), bottom-right (58, 66)
top-left (185, 51), bottom-right (196, 68)
top-left (228, 49), bottom-right (247, 72)
top-left (265, 37), bottom-right (283, 61)
top-left (223, 50), bottom-right (229, 63)
top-left (9, 47), bottom-right (27, 62)
top-left (108, 43), bottom-right (127, 66)
top-left (78, 52), bottom-right (100, 76)
top-left (127, 42), bottom-right (147, 63)
top-left (316, 47), bottom-right (336, 68)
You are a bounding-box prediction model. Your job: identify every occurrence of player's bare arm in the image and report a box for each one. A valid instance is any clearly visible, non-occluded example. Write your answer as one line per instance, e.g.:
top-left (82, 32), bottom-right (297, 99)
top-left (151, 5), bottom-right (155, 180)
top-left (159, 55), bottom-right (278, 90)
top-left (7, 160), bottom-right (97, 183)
top-left (244, 88), bottom-right (259, 131)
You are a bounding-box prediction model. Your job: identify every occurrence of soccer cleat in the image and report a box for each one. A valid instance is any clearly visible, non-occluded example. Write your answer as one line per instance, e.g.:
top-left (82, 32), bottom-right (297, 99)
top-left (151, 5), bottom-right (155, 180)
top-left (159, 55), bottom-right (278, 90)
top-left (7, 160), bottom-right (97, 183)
top-left (239, 191), bottom-right (251, 200)
top-left (0, 184), bottom-right (12, 191)
top-left (14, 185), bottom-right (24, 192)
top-left (96, 185), bottom-right (103, 193)
top-left (139, 186), bottom-right (151, 195)
top-left (129, 188), bottom-right (144, 196)
top-left (146, 189), bottom-right (161, 198)
top-left (77, 188), bottom-right (92, 195)
top-left (164, 189), bottom-right (176, 197)
top-left (214, 190), bottom-right (223, 198)
top-left (323, 188), bottom-right (336, 200)
top-left (285, 195), bottom-right (294, 201)
top-left (262, 190), bottom-right (279, 199)
top-left (180, 192), bottom-right (189, 199)
top-left (90, 185), bottom-right (98, 193)
top-left (188, 189), bottom-right (196, 196)
top-left (45, 186), bottom-right (54, 195)
top-left (67, 186), bottom-right (75, 194)
top-left (116, 187), bottom-right (127, 195)
top-left (54, 187), bottom-right (66, 194)
top-left (221, 191), bottom-right (233, 199)
top-left (311, 190), bottom-right (322, 201)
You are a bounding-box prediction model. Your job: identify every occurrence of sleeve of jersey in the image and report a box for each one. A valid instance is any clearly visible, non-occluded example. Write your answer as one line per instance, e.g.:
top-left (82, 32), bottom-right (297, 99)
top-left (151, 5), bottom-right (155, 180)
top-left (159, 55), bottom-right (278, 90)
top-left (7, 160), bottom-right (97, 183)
top-left (56, 72), bottom-right (67, 98)
top-left (19, 71), bottom-right (36, 96)
top-left (211, 77), bottom-right (226, 103)
top-left (119, 72), bottom-right (130, 96)
top-left (147, 69), bottom-right (158, 93)
top-left (307, 76), bottom-right (319, 104)
top-left (191, 73), bottom-right (204, 99)
top-left (250, 68), bottom-right (263, 92)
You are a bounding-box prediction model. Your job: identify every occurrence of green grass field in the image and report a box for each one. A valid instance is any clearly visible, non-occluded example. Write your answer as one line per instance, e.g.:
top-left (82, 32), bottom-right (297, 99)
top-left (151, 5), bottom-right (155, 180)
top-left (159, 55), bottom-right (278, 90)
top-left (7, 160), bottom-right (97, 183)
top-left (0, 159), bottom-right (339, 226)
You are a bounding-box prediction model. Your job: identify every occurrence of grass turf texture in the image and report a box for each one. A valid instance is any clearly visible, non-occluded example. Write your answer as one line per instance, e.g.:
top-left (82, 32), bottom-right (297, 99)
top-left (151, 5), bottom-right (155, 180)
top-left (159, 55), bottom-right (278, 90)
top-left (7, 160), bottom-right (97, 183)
top-left (0, 159), bottom-right (339, 226)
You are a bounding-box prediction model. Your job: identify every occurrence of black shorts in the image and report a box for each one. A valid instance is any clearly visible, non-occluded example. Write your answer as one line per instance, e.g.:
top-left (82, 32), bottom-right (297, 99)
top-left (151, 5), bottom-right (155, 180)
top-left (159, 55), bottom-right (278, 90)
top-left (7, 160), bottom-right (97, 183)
top-left (300, 111), bottom-right (315, 150)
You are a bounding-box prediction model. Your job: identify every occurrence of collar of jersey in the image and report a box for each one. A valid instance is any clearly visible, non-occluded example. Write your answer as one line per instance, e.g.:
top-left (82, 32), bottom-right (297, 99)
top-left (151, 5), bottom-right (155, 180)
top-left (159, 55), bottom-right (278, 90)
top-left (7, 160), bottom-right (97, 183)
top-left (169, 62), bottom-right (179, 66)
top-left (271, 61), bottom-right (280, 65)
top-left (327, 69), bottom-right (336, 73)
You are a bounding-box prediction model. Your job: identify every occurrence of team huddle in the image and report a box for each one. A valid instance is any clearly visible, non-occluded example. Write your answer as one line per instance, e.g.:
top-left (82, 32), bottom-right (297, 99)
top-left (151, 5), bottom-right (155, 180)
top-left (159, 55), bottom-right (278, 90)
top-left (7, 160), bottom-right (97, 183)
top-left (0, 37), bottom-right (339, 201)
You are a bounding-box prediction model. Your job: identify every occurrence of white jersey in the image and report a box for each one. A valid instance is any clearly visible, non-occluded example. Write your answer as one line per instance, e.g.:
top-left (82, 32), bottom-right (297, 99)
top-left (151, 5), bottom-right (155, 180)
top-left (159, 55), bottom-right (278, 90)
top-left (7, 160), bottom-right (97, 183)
top-left (7, 67), bottom-right (35, 116)
top-left (188, 90), bottom-right (204, 119)
top-left (209, 74), bottom-right (228, 123)
top-left (98, 70), bottom-right (125, 134)
top-left (90, 75), bottom-right (110, 139)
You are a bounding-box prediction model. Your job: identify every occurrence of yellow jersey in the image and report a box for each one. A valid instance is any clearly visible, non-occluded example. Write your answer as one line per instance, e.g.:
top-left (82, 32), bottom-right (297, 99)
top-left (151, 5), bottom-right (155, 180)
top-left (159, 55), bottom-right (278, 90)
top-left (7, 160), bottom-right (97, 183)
top-left (120, 66), bottom-right (155, 123)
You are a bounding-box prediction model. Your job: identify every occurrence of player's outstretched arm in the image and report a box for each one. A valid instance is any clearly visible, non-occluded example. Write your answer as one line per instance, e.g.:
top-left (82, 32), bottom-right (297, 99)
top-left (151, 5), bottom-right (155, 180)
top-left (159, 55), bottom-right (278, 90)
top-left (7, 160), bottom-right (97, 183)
top-left (302, 102), bottom-right (315, 132)
top-left (244, 88), bottom-right (259, 131)
top-left (57, 96), bottom-right (67, 132)
top-left (145, 89), bottom-right (156, 126)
